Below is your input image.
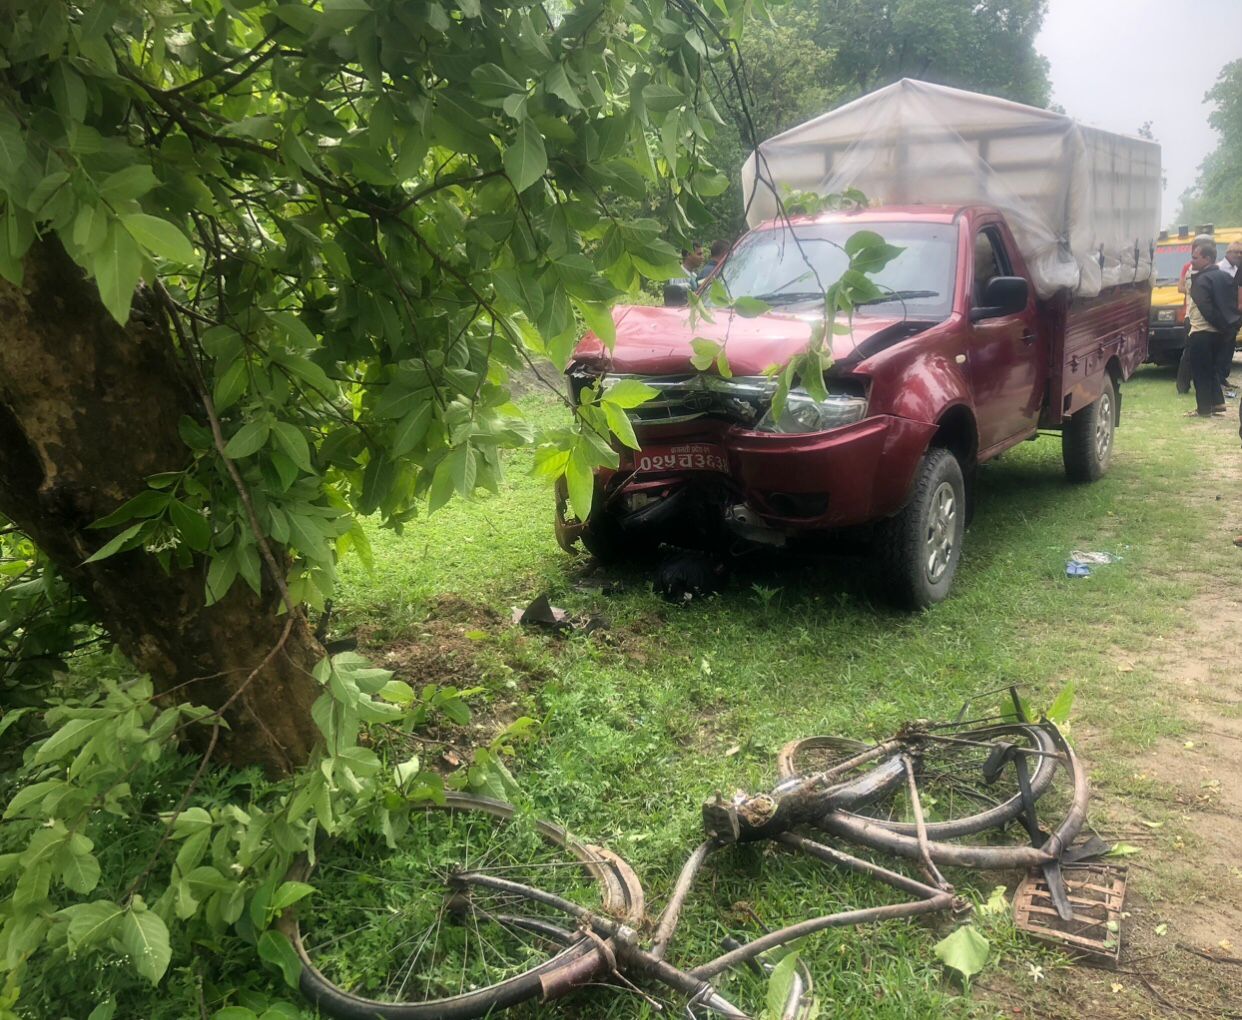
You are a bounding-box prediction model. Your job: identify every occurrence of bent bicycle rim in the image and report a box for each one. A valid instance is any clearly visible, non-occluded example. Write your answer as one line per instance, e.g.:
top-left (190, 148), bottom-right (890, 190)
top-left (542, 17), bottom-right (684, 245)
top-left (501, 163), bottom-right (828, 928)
top-left (278, 793), bottom-right (643, 1020)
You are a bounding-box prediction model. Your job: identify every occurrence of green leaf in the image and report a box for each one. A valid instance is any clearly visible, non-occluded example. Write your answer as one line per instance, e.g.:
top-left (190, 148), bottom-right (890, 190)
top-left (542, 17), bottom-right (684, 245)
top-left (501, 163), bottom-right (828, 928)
top-left (120, 213), bottom-right (196, 265)
top-left (213, 358), bottom-right (249, 411)
top-left (86, 997), bottom-right (117, 1020)
top-left (564, 442), bottom-right (595, 522)
top-left (168, 500), bottom-right (211, 552)
top-left (767, 952), bottom-right (802, 1019)
top-left (1105, 842), bottom-right (1142, 858)
top-left (449, 443), bottom-right (477, 497)
top-left (270, 881), bottom-right (316, 912)
top-left (93, 221), bottom-right (143, 324)
top-left (257, 930), bottom-right (302, 989)
top-left (503, 117), bottom-right (547, 194)
top-left (731, 296), bottom-right (772, 318)
top-left (934, 924), bottom-right (990, 981)
top-left (58, 843), bottom-right (101, 894)
top-left (213, 1009), bottom-right (259, 1020)
top-left (642, 83), bottom-right (684, 114)
top-left (0, 110), bottom-right (28, 182)
top-left (83, 521), bottom-right (146, 563)
top-left (272, 422), bottom-right (312, 471)
top-left (600, 379), bottom-right (657, 409)
top-left (33, 717), bottom-right (101, 764)
top-left (1046, 681), bottom-right (1075, 724)
top-left (98, 164), bottom-right (158, 203)
top-left (223, 421), bottom-right (272, 459)
top-left (91, 489), bottom-right (171, 528)
top-left (270, 310), bottom-right (317, 349)
top-left (120, 907), bottom-right (171, 984)
top-left (63, 901), bottom-right (124, 954)
top-left (690, 337), bottom-right (722, 372)
top-left (602, 403), bottom-right (638, 450)
top-left (391, 403), bottom-right (433, 457)
top-left (575, 300), bottom-right (616, 349)
top-left (471, 63), bottom-right (523, 100)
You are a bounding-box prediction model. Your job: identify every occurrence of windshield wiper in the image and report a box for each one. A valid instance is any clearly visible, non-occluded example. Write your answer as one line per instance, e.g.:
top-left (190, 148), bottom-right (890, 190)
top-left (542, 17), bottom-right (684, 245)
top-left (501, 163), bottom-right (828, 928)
top-left (855, 290), bottom-right (939, 305)
top-left (752, 291), bottom-right (826, 305)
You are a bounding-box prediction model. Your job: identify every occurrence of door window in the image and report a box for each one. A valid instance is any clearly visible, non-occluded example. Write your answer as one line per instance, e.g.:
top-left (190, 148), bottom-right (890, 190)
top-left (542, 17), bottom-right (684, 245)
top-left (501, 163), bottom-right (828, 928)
top-left (972, 228), bottom-right (1013, 306)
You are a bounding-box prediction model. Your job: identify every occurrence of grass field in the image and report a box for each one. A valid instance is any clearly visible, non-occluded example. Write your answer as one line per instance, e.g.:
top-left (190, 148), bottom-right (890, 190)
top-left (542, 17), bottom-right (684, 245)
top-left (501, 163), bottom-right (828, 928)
top-left (318, 363), bottom-right (1242, 1019)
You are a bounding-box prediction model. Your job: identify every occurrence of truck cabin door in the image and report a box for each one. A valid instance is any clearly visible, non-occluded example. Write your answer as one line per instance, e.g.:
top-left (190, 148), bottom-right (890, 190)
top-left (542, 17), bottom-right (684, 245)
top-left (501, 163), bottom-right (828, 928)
top-left (966, 226), bottom-right (1042, 453)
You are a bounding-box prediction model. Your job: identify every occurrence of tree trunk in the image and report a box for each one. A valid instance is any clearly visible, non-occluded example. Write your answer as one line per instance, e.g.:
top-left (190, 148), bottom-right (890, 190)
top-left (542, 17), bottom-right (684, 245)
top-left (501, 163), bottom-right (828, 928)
top-left (0, 239), bottom-right (321, 774)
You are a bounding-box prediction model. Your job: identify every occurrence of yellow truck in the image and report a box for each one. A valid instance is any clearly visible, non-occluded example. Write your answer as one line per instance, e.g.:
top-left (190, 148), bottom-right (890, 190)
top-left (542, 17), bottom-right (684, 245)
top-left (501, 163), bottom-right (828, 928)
top-left (1148, 224), bottom-right (1242, 364)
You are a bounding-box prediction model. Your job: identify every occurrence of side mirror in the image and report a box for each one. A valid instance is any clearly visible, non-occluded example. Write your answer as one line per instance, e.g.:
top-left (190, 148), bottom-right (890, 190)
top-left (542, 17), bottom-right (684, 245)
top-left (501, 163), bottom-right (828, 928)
top-left (970, 276), bottom-right (1028, 321)
top-left (663, 281), bottom-right (690, 307)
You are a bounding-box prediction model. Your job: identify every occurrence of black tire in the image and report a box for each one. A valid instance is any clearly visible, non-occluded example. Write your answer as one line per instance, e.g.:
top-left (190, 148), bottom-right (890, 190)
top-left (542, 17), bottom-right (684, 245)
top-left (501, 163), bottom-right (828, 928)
top-left (1062, 376), bottom-right (1115, 483)
top-left (773, 723), bottom-right (1060, 840)
top-left (875, 447), bottom-right (966, 609)
top-left (279, 793), bottom-right (644, 1020)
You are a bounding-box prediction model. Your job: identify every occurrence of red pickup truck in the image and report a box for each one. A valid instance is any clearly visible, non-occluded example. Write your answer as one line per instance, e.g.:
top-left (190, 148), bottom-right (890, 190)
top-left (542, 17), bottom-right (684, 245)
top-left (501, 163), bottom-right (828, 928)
top-left (556, 205), bottom-right (1150, 607)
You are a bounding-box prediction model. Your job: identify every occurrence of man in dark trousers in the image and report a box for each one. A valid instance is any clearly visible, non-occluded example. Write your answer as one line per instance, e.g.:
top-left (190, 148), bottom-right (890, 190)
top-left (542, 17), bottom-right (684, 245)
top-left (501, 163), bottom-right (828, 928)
top-left (1185, 238), bottom-right (1241, 416)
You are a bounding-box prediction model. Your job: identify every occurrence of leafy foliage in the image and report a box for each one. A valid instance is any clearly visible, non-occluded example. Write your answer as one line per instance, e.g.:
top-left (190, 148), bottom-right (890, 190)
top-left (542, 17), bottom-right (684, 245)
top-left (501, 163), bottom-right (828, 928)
top-left (1177, 59), bottom-right (1242, 226)
top-left (0, 649), bottom-right (534, 1016)
top-left (0, 0), bottom-right (764, 626)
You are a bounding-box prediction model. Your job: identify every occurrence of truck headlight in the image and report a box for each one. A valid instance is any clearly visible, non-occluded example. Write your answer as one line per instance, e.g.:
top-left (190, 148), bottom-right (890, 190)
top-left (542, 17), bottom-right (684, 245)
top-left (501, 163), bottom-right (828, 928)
top-left (755, 389), bottom-right (868, 434)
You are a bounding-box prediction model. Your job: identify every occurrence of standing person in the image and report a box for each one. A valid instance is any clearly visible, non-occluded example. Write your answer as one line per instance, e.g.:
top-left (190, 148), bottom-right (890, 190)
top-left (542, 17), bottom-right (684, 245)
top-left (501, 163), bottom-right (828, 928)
top-left (1214, 240), bottom-right (1242, 392)
top-left (1185, 238), bottom-right (1241, 417)
top-left (1176, 256), bottom-right (1195, 394)
top-left (1212, 242), bottom-right (1242, 395)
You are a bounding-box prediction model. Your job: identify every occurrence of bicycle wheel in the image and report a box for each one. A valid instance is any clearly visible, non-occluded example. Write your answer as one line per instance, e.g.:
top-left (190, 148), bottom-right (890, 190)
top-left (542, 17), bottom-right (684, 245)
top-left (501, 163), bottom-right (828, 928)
top-left (278, 793), bottom-right (644, 1020)
top-left (775, 723), bottom-right (1060, 840)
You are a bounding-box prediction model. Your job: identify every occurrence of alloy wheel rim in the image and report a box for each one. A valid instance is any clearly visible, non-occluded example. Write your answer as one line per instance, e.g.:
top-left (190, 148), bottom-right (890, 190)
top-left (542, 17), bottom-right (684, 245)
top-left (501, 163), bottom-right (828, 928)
top-left (1095, 391), bottom-right (1113, 462)
top-left (924, 480), bottom-right (958, 584)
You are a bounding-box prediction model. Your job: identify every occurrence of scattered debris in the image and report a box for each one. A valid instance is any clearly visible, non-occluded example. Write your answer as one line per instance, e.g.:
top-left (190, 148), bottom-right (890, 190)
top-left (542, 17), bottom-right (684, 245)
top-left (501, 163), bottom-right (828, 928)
top-left (1066, 550), bottom-right (1121, 578)
top-left (511, 594), bottom-right (609, 636)
top-left (1070, 550), bottom-right (1122, 565)
top-left (655, 550), bottom-right (729, 603)
top-left (1013, 863), bottom-right (1127, 964)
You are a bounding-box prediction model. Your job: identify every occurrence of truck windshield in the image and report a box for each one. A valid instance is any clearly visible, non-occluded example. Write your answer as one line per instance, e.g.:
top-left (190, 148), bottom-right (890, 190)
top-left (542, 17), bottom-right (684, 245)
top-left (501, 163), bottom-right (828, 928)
top-left (1153, 245), bottom-right (1191, 286)
top-left (717, 222), bottom-right (958, 319)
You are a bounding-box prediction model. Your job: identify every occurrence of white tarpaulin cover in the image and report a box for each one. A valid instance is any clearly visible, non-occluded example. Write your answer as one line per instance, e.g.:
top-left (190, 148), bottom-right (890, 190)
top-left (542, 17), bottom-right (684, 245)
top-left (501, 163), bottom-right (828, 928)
top-left (740, 79), bottom-right (1162, 299)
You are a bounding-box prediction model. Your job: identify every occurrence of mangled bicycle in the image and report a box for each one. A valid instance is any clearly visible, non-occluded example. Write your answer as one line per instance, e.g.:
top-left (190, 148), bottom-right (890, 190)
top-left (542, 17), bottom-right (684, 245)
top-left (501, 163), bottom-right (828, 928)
top-left (276, 690), bottom-right (1105, 1019)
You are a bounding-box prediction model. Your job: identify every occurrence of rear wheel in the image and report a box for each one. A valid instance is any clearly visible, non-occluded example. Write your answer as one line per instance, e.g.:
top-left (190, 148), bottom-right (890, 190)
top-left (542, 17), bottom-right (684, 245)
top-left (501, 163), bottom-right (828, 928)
top-left (1062, 376), bottom-right (1115, 482)
top-left (775, 723), bottom-right (1060, 839)
top-left (875, 447), bottom-right (965, 609)
top-left (281, 794), bottom-right (643, 1020)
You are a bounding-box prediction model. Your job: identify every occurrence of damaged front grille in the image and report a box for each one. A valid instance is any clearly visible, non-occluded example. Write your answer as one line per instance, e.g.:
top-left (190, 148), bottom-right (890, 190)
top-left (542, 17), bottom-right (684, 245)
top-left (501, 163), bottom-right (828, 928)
top-left (588, 374), bottom-right (778, 427)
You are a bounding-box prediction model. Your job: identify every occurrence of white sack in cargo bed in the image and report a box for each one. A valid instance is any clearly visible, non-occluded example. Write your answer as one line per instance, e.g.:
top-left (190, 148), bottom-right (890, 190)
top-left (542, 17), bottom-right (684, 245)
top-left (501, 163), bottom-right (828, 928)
top-left (740, 79), bottom-right (1162, 299)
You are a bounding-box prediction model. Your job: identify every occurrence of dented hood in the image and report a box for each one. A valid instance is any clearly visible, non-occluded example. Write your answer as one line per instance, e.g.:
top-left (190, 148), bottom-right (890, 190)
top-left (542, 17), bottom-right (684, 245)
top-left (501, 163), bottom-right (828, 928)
top-left (572, 304), bottom-right (910, 376)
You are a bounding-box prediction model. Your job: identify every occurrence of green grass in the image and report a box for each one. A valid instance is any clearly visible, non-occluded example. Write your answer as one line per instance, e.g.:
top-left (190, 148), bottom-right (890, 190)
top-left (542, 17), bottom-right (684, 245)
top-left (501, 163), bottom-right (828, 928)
top-left (317, 365), bottom-right (1242, 1017)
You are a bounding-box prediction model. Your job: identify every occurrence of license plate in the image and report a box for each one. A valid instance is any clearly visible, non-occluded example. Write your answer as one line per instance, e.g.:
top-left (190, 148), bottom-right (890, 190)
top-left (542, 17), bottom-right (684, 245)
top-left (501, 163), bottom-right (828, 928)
top-left (634, 443), bottom-right (728, 474)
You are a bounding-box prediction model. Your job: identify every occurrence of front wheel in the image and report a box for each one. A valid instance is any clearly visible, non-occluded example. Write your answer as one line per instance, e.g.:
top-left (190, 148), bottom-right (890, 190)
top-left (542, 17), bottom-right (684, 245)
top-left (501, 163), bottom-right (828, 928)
top-left (1062, 376), bottom-right (1115, 482)
top-left (875, 447), bottom-right (966, 609)
top-left (280, 793), bottom-right (644, 1020)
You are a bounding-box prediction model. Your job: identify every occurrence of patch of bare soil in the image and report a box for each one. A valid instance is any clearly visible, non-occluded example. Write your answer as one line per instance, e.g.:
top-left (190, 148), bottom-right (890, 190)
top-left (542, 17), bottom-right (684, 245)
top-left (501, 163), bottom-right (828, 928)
top-left (991, 589), bottom-right (1242, 1020)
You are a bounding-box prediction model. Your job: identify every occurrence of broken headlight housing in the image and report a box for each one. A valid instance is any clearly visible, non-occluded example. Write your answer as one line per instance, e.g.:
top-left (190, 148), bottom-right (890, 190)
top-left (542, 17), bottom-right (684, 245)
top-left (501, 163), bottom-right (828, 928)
top-left (754, 386), bottom-right (868, 434)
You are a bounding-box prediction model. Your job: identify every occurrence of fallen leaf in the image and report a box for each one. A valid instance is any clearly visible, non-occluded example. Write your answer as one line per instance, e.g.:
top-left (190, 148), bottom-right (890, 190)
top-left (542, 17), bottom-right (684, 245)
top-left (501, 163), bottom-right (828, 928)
top-left (1116, 662), bottom-right (1134, 673)
top-left (723, 745), bottom-right (741, 757)
top-left (1220, 939), bottom-right (1234, 952)
top-left (1111, 982), bottom-right (1123, 994)
top-left (1138, 819), bottom-right (1164, 829)
top-left (1184, 740), bottom-right (1195, 749)
top-left (1155, 923), bottom-right (1168, 936)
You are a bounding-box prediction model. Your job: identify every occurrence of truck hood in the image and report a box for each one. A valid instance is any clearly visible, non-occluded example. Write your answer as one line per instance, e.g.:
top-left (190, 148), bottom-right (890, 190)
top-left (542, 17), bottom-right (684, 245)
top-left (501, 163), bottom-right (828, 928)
top-left (573, 304), bottom-right (914, 375)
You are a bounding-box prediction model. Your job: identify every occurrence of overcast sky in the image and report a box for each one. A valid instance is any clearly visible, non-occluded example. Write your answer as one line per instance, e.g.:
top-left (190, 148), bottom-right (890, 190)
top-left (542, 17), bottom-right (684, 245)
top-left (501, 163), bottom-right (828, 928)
top-left (1036, 0), bottom-right (1242, 223)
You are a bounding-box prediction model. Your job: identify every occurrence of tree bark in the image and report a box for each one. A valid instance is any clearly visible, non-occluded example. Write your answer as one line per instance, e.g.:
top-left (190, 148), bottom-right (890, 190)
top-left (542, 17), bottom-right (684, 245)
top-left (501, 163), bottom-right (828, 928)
top-left (0, 239), bottom-right (321, 774)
